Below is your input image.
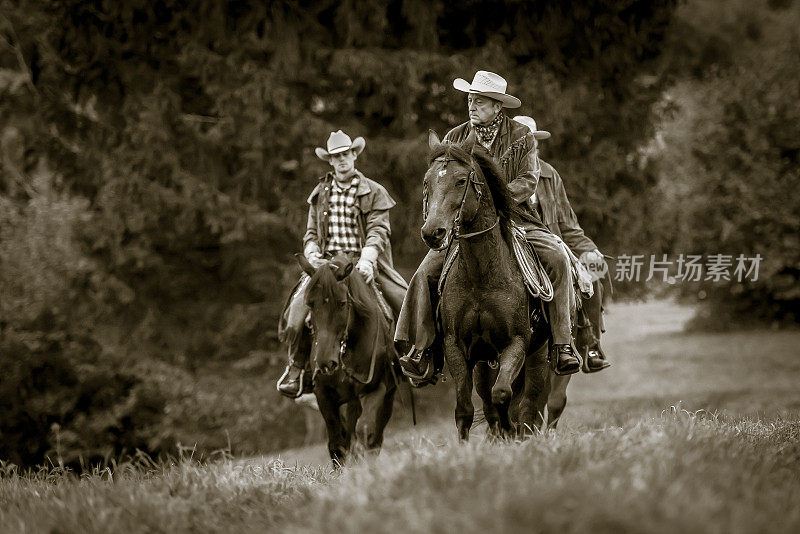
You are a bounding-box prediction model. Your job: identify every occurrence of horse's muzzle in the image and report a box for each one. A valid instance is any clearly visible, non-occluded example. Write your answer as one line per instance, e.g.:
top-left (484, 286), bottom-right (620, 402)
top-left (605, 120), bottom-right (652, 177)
top-left (421, 226), bottom-right (449, 250)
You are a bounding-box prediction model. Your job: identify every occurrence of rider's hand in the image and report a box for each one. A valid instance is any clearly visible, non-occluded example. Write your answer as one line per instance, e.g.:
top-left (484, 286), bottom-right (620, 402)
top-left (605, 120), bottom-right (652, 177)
top-left (356, 246), bottom-right (378, 283)
top-left (355, 258), bottom-right (375, 283)
top-left (307, 252), bottom-right (326, 268)
top-left (585, 249), bottom-right (606, 266)
top-left (304, 243), bottom-right (326, 268)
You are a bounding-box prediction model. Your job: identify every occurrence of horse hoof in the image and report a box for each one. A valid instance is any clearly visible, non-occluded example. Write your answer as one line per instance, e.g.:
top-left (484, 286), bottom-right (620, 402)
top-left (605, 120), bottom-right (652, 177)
top-left (491, 385), bottom-right (511, 405)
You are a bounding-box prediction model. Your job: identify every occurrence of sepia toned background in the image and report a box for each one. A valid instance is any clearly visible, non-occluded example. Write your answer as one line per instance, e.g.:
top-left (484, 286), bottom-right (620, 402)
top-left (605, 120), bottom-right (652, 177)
top-left (1, 0), bottom-right (798, 470)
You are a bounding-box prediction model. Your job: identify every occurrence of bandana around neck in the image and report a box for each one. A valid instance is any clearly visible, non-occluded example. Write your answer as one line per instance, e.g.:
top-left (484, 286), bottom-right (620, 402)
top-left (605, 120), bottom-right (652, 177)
top-left (473, 113), bottom-right (503, 145)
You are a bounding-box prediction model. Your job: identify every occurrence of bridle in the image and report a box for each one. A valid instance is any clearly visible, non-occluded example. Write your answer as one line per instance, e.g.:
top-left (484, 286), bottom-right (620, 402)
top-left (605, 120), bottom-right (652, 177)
top-left (424, 156), bottom-right (499, 251)
top-left (312, 288), bottom-right (381, 385)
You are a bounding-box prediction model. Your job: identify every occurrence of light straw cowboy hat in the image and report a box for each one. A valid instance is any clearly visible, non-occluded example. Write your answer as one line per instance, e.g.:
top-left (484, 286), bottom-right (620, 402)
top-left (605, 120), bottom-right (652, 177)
top-left (453, 71), bottom-right (522, 109)
top-left (512, 115), bottom-right (551, 140)
top-left (315, 130), bottom-right (366, 160)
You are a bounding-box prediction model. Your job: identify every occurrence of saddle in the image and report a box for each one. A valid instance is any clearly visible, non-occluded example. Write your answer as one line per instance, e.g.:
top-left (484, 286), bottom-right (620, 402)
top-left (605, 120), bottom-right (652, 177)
top-left (437, 223), bottom-right (555, 300)
top-left (436, 223), bottom-right (592, 328)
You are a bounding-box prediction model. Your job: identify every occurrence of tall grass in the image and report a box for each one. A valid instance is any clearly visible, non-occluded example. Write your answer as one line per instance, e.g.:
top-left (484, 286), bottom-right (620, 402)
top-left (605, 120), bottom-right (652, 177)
top-left (2, 408), bottom-right (798, 533)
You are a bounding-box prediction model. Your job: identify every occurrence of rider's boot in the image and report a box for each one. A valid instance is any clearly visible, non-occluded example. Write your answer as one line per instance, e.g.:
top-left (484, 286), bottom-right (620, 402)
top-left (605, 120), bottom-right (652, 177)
top-left (551, 343), bottom-right (581, 376)
top-left (277, 362), bottom-right (304, 398)
top-left (399, 336), bottom-right (444, 387)
top-left (582, 341), bottom-right (611, 373)
top-left (277, 334), bottom-right (311, 398)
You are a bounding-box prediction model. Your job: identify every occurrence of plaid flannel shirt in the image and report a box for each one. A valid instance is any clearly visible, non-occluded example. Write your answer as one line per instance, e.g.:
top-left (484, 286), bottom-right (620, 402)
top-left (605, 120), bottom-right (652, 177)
top-left (325, 176), bottom-right (361, 254)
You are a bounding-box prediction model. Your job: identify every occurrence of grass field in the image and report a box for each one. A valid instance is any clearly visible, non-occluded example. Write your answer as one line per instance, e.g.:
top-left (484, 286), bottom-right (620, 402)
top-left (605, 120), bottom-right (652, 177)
top-left (2, 300), bottom-right (799, 533)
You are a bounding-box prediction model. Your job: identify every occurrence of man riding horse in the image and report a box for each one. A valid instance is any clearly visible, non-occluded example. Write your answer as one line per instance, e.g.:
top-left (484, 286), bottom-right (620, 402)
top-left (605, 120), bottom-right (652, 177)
top-left (277, 130), bottom-right (408, 398)
top-left (397, 70), bottom-right (599, 382)
top-left (512, 115), bottom-right (612, 370)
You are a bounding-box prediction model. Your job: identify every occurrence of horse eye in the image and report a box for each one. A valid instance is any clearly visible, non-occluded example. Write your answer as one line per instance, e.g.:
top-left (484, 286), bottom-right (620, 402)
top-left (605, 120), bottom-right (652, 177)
top-left (456, 177), bottom-right (467, 186)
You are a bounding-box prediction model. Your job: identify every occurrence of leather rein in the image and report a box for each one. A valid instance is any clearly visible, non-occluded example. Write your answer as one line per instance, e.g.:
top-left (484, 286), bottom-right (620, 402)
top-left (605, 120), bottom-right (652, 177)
top-left (335, 290), bottom-right (381, 385)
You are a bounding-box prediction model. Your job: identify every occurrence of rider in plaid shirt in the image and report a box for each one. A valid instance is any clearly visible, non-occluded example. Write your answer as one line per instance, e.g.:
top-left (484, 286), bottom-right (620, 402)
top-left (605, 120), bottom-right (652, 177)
top-left (326, 176), bottom-right (361, 254)
top-left (277, 130), bottom-right (408, 398)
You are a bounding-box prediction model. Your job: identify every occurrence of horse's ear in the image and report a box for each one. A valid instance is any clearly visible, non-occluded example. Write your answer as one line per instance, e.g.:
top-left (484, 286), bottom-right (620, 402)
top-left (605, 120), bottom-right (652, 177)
top-left (428, 130), bottom-right (441, 150)
top-left (296, 253), bottom-right (316, 277)
top-left (334, 262), bottom-right (353, 281)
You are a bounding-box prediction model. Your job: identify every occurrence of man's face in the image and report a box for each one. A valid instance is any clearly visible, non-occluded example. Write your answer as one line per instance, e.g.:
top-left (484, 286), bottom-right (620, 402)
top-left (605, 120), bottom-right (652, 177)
top-left (328, 149), bottom-right (357, 176)
top-left (468, 94), bottom-right (502, 126)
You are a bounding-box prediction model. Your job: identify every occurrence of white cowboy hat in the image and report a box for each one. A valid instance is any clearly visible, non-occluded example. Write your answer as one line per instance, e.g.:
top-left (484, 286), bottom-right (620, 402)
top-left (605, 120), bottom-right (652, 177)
top-left (512, 115), bottom-right (551, 140)
top-left (315, 130), bottom-right (366, 160)
top-left (453, 71), bottom-right (522, 109)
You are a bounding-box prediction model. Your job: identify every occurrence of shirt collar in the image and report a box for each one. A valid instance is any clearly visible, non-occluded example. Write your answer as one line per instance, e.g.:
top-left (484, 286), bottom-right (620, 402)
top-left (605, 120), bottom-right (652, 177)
top-left (331, 170), bottom-right (360, 191)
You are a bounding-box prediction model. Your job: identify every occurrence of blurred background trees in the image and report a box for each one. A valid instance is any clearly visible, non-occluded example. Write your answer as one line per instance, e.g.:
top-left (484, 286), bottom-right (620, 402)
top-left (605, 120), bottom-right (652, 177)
top-left (1, 0), bottom-right (797, 466)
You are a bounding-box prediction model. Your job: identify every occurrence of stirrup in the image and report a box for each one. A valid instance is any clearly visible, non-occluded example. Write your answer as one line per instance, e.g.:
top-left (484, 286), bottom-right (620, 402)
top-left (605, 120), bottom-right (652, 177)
top-left (276, 364), bottom-right (306, 399)
top-left (400, 349), bottom-right (438, 387)
top-left (581, 348), bottom-right (611, 374)
top-left (551, 346), bottom-right (583, 377)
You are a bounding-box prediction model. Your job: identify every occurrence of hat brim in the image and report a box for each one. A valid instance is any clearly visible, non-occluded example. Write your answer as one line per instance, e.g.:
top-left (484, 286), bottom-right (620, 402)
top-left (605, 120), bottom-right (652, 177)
top-left (453, 78), bottom-right (522, 109)
top-left (315, 136), bottom-right (366, 160)
top-left (533, 131), bottom-right (551, 140)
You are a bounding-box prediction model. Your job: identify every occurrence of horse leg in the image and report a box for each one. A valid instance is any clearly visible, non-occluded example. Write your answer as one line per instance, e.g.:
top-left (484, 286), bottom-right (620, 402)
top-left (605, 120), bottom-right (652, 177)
top-left (372, 384), bottom-right (397, 450)
top-left (356, 382), bottom-right (389, 453)
top-left (315, 390), bottom-right (348, 466)
top-left (474, 360), bottom-right (502, 438)
top-left (445, 334), bottom-right (474, 441)
top-left (342, 399), bottom-right (361, 451)
top-left (517, 343), bottom-right (550, 435)
top-left (491, 335), bottom-right (527, 405)
top-left (547, 372), bottom-right (571, 429)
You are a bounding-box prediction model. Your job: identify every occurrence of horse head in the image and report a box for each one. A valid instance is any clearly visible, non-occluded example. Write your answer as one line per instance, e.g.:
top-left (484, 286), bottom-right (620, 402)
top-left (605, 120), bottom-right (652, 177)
top-left (421, 130), bottom-right (521, 251)
top-left (297, 254), bottom-right (353, 376)
top-left (420, 131), bottom-right (482, 250)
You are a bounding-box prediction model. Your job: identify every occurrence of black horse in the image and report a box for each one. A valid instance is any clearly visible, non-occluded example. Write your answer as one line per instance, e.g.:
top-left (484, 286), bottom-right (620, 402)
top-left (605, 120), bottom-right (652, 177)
top-left (297, 254), bottom-right (398, 465)
top-left (421, 132), bottom-right (551, 439)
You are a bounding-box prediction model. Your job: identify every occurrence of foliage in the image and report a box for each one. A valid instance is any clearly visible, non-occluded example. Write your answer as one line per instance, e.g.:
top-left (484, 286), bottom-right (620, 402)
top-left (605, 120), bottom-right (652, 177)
top-left (0, 328), bottom-right (170, 467)
top-left (650, 0), bottom-right (800, 324)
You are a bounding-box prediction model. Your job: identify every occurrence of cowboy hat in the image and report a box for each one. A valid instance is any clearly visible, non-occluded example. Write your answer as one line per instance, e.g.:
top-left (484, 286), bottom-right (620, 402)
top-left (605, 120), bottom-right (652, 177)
top-left (315, 130), bottom-right (366, 160)
top-left (453, 71), bottom-right (522, 109)
top-left (512, 115), bottom-right (551, 140)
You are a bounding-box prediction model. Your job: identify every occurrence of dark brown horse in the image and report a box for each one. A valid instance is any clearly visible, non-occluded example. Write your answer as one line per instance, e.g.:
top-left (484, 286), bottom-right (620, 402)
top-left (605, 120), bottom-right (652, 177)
top-left (421, 131), bottom-right (551, 440)
top-left (297, 254), bottom-right (398, 465)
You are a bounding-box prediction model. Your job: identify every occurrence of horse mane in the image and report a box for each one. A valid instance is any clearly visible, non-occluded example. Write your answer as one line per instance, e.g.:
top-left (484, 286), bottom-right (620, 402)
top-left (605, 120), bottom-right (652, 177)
top-left (428, 139), bottom-right (522, 240)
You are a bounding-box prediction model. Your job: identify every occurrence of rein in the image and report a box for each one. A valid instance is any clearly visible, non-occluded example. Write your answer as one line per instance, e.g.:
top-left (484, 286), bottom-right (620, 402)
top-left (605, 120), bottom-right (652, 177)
top-left (337, 289), bottom-right (381, 385)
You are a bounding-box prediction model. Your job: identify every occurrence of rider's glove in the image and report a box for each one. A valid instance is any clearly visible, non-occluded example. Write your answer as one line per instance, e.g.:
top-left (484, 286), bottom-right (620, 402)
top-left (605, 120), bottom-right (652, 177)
top-left (586, 249), bottom-right (605, 264)
top-left (356, 246), bottom-right (378, 283)
top-left (304, 242), bottom-right (326, 268)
